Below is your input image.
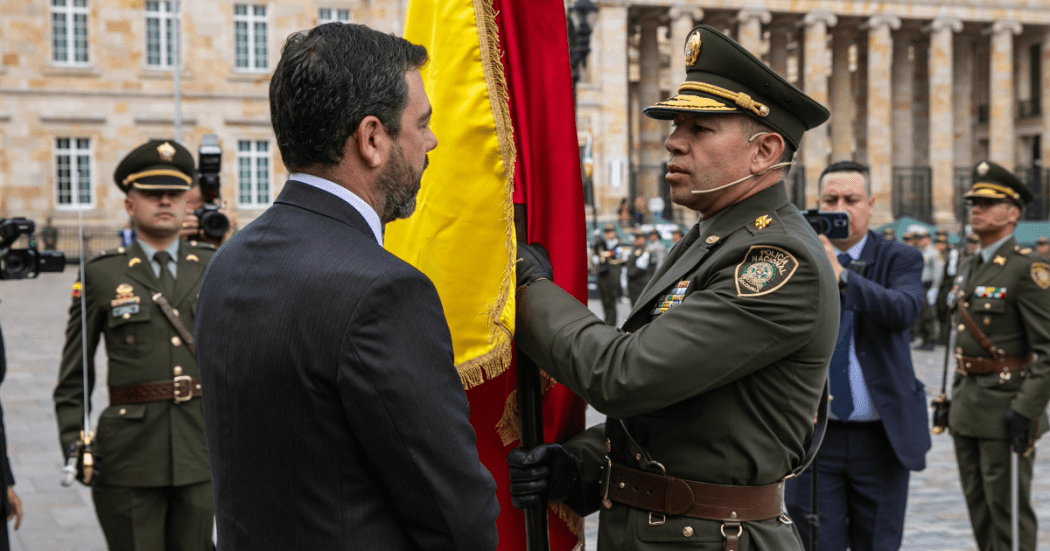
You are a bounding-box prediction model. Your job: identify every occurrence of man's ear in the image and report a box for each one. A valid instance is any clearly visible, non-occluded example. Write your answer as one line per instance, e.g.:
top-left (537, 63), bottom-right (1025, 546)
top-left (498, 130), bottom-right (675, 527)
top-left (751, 132), bottom-right (785, 174)
top-left (124, 192), bottom-right (135, 216)
top-left (354, 115), bottom-right (390, 169)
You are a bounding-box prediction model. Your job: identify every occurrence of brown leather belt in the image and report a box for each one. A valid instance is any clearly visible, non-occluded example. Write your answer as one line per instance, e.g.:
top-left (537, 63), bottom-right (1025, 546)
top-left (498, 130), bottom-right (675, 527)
top-left (603, 462), bottom-right (784, 522)
top-left (109, 376), bottom-right (201, 405)
top-left (956, 355), bottom-right (1031, 376)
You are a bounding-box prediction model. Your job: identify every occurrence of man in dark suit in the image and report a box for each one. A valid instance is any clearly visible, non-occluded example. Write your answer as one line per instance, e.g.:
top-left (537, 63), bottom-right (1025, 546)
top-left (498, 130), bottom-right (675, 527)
top-left (194, 23), bottom-right (498, 551)
top-left (786, 161), bottom-right (931, 550)
top-left (54, 139), bottom-right (217, 551)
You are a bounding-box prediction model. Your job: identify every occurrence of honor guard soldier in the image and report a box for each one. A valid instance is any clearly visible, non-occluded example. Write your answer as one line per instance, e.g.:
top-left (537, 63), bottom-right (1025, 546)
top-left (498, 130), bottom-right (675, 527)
top-left (53, 140), bottom-right (216, 551)
top-left (950, 161), bottom-right (1050, 551)
top-left (510, 25), bottom-right (837, 550)
top-left (593, 223), bottom-right (626, 325)
top-left (626, 230), bottom-right (654, 306)
top-left (1036, 235), bottom-right (1049, 259)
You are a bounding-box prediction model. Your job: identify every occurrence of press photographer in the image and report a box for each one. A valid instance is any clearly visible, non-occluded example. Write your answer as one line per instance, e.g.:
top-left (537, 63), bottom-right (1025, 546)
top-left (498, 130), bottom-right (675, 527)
top-left (180, 134), bottom-right (232, 245)
top-left (0, 217), bottom-right (65, 280)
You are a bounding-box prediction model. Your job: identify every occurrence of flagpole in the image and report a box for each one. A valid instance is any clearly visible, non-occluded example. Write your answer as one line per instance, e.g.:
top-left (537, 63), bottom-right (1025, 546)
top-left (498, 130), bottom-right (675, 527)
top-left (515, 204), bottom-right (550, 551)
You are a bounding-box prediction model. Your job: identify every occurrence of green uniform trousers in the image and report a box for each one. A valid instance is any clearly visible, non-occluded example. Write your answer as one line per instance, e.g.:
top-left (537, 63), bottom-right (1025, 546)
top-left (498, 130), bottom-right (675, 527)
top-left (92, 481), bottom-right (213, 551)
top-left (953, 434), bottom-right (1037, 551)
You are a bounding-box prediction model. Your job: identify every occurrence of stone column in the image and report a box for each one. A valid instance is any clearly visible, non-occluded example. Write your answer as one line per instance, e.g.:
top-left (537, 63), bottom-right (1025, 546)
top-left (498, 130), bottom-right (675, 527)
top-left (636, 10), bottom-right (664, 203)
top-left (668, 6), bottom-right (702, 85)
top-left (989, 20), bottom-right (1022, 166)
top-left (735, 8), bottom-right (771, 57)
top-left (913, 40), bottom-right (930, 166)
top-left (768, 22), bottom-right (790, 77)
top-left (892, 32), bottom-right (914, 169)
top-left (830, 28), bottom-right (853, 162)
top-left (954, 34), bottom-right (974, 171)
top-left (929, 18), bottom-right (962, 227)
top-left (854, 35), bottom-right (869, 164)
top-left (592, 4), bottom-right (629, 218)
top-left (801, 10), bottom-right (837, 204)
top-left (867, 15), bottom-right (902, 224)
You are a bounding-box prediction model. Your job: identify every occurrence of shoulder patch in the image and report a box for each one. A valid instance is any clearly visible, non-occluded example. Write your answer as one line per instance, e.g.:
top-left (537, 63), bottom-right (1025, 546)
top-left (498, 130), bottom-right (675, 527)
top-left (1031, 262), bottom-right (1050, 290)
top-left (71, 281), bottom-right (82, 299)
top-left (735, 245), bottom-right (799, 297)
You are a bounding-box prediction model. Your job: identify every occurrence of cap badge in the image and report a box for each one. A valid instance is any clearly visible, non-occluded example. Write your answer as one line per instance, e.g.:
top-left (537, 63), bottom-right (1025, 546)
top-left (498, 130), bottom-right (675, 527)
top-left (754, 215), bottom-right (773, 230)
top-left (684, 31), bottom-right (702, 66)
top-left (157, 142), bottom-right (177, 162)
top-left (977, 162), bottom-right (990, 176)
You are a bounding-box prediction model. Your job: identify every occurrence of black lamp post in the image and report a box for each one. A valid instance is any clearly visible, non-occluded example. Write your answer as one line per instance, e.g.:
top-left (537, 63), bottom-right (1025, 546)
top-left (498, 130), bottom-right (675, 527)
top-left (568, 0), bottom-right (599, 230)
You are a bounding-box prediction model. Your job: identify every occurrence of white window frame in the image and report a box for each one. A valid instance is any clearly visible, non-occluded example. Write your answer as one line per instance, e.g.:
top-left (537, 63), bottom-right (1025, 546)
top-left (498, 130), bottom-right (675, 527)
top-left (145, 0), bottom-right (178, 70)
top-left (54, 137), bottom-right (94, 210)
top-left (234, 4), bottom-right (268, 72)
top-left (318, 7), bottom-right (352, 25)
top-left (51, 0), bottom-right (90, 66)
top-left (237, 140), bottom-right (271, 207)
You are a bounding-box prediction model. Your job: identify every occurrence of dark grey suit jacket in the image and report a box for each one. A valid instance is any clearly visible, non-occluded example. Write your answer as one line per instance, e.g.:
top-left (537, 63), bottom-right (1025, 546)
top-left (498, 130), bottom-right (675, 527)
top-left (196, 181), bottom-right (498, 550)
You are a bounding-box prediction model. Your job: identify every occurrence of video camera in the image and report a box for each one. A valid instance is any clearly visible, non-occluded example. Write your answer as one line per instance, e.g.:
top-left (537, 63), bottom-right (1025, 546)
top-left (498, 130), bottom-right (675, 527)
top-left (194, 134), bottom-right (230, 242)
top-left (801, 209), bottom-right (850, 240)
top-left (0, 218), bottom-right (65, 279)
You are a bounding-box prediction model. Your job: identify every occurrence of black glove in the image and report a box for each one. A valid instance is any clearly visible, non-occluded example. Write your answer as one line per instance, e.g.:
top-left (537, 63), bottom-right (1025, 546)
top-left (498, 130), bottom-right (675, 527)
top-left (506, 443), bottom-right (577, 509)
top-left (1005, 409), bottom-right (1032, 454)
top-left (516, 242), bottom-right (553, 288)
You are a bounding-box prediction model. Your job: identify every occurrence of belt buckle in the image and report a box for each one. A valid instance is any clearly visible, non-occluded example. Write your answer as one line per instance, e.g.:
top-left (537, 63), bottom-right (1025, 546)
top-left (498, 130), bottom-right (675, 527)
top-left (173, 375), bottom-right (193, 403)
top-left (648, 512), bottom-right (666, 526)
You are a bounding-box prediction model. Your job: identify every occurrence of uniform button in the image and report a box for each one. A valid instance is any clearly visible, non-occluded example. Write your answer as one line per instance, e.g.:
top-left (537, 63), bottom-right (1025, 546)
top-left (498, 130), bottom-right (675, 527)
top-left (172, 336), bottom-right (181, 347)
top-left (119, 408), bottom-right (126, 415)
top-left (984, 303), bottom-right (991, 310)
top-left (636, 453), bottom-right (642, 461)
top-left (619, 482), bottom-right (625, 489)
top-left (682, 526), bottom-right (693, 537)
top-left (963, 302), bottom-right (969, 308)
top-left (122, 313), bottom-right (130, 320)
top-left (174, 366), bottom-right (183, 376)
top-left (957, 347), bottom-right (963, 354)
top-left (984, 317), bottom-right (990, 325)
top-left (958, 324), bottom-right (965, 332)
top-left (126, 335), bottom-right (135, 344)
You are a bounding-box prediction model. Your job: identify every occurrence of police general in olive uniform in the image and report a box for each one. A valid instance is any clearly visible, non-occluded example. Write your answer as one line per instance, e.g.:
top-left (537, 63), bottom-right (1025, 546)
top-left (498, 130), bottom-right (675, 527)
top-left (510, 26), bottom-right (837, 550)
top-left (949, 161), bottom-right (1050, 551)
top-left (53, 140), bottom-right (216, 551)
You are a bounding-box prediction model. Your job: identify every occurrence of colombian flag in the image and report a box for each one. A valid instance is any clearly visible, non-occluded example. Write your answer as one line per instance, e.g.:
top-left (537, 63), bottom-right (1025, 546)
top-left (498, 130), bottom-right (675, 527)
top-left (386, 0), bottom-right (588, 548)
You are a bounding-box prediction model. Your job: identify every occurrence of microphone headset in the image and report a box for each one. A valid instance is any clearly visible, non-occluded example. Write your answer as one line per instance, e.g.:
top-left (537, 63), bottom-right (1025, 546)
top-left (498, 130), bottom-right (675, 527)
top-left (691, 132), bottom-right (794, 195)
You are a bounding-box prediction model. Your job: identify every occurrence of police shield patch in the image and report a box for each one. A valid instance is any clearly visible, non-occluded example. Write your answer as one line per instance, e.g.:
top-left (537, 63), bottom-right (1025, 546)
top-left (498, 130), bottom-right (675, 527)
top-left (1032, 262), bottom-right (1050, 290)
top-left (736, 246), bottom-right (799, 297)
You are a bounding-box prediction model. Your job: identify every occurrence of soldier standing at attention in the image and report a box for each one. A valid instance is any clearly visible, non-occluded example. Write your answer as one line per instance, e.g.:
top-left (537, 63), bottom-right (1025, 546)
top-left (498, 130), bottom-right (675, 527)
top-left (53, 140), bottom-right (219, 551)
top-left (509, 25), bottom-right (838, 550)
top-left (593, 223), bottom-right (625, 325)
top-left (625, 230), bottom-right (654, 306)
top-left (950, 161), bottom-right (1050, 551)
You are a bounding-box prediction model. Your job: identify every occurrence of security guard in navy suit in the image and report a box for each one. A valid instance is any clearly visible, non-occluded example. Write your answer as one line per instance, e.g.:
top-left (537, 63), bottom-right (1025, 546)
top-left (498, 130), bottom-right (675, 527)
top-left (950, 161), bottom-right (1050, 551)
top-left (54, 140), bottom-right (217, 551)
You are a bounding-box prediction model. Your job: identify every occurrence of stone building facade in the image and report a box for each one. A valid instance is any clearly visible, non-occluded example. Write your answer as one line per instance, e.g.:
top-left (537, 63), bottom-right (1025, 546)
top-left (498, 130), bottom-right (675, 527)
top-left (2, 0), bottom-right (1049, 248)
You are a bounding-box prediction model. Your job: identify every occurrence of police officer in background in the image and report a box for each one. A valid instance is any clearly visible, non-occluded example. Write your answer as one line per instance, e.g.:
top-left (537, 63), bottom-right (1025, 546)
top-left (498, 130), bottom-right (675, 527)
top-left (593, 223), bottom-right (625, 325)
top-left (950, 161), bottom-right (1050, 551)
top-left (53, 140), bottom-right (218, 551)
top-left (626, 230), bottom-right (654, 306)
top-left (936, 232), bottom-right (961, 343)
top-left (510, 25), bottom-right (837, 550)
top-left (1036, 235), bottom-right (1049, 260)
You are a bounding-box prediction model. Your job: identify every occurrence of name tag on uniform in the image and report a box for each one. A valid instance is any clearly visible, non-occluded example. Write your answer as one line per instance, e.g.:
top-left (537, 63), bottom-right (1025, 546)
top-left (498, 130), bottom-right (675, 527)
top-left (974, 286), bottom-right (1006, 299)
top-left (113, 304), bottom-right (140, 317)
top-left (651, 280), bottom-right (690, 316)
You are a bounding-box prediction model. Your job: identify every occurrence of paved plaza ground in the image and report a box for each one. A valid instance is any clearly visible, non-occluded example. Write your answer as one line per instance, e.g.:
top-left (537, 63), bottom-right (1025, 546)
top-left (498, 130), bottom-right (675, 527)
top-left (0, 271), bottom-right (1047, 550)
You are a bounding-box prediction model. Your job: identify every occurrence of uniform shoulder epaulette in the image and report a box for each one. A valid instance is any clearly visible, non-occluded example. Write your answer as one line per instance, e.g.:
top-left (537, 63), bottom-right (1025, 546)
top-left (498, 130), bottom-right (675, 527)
top-left (87, 247), bottom-right (128, 263)
top-left (186, 240), bottom-right (217, 251)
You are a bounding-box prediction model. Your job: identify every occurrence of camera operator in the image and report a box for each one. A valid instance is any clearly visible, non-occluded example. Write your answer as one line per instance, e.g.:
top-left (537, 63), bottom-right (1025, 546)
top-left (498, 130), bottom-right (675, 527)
top-left (180, 182), bottom-right (234, 246)
top-left (785, 161), bottom-right (930, 550)
top-left (53, 139), bottom-right (216, 551)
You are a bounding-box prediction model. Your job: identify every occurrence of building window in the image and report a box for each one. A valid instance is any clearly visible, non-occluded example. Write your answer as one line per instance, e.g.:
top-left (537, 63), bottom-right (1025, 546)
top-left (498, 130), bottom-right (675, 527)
top-left (55, 138), bottom-right (93, 209)
top-left (234, 4), bottom-right (267, 71)
top-left (145, 1), bottom-right (178, 69)
top-left (237, 140), bottom-right (270, 206)
top-left (51, 0), bottom-right (90, 66)
top-left (318, 8), bottom-right (351, 24)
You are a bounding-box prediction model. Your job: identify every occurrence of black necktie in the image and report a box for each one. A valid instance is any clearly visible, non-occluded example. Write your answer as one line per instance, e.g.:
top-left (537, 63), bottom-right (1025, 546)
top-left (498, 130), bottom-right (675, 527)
top-left (154, 251), bottom-right (175, 297)
top-left (829, 252), bottom-right (855, 420)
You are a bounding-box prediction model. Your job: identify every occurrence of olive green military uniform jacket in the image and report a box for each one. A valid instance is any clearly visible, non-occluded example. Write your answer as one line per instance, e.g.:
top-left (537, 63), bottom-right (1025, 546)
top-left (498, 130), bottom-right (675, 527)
top-left (517, 184), bottom-right (839, 550)
top-left (54, 240), bottom-right (215, 487)
top-left (948, 237), bottom-right (1050, 439)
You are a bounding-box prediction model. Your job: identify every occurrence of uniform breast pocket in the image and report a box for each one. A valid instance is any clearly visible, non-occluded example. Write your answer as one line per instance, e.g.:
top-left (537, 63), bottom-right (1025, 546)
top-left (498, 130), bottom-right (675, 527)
top-left (970, 298), bottom-right (1005, 316)
top-left (105, 306), bottom-right (154, 358)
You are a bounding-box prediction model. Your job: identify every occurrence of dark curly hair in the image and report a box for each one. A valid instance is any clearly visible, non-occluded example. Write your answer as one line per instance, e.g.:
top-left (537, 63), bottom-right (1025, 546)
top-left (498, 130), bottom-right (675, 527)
top-left (269, 24), bottom-right (428, 172)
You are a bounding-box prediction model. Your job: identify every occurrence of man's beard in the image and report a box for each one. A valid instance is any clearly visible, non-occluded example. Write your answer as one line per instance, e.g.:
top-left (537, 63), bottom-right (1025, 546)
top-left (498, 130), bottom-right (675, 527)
top-left (375, 143), bottom-right (425, 223)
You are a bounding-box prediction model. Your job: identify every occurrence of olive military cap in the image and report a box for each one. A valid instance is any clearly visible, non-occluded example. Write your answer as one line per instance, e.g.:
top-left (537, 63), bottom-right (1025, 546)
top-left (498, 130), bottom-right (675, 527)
top-left (602, 223), bottom-right (616, 233)
top-left (114, 139), bottom-right (195, 194)
top-left (935, 234), bottom-right (948, 244)
top-left (1037, 236), bottom-right (1049, 245)
top-left (967, 233), bottom-right (980, 243)
top-left (965, 161), bottom-right (1033, 208)
top-left (643, 25), bottom-right (830, 150)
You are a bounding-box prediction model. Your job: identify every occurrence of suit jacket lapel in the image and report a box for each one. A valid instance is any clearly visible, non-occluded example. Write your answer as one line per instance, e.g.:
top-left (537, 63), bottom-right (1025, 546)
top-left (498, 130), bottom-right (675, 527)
top-left (275, 180), bottom-right (376, 242)
top-left (124, 241), bottom-right (162, 295)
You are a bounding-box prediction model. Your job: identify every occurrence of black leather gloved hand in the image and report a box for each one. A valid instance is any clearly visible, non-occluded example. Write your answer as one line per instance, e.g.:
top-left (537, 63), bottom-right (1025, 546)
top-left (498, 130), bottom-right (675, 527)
top-left (516, 242), bottom-right (553, 288)
top-left (506, 443), bottom-right (577, 509)
top-left (1005, 409), bottom-right (1032, 454)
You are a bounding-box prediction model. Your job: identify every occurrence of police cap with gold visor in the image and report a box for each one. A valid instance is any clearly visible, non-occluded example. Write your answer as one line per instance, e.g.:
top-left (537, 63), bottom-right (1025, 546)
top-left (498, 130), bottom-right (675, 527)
top-left (113, 139), bottom-right (195, 194)
top-left (643, 25), bottom-right (830, 150)
top-left (965, 161), bottom-right (1033, 208)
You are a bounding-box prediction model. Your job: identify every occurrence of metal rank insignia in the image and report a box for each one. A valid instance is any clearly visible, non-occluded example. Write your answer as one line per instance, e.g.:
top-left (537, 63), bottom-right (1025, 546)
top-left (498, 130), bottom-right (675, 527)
top-left (651, 280), bottom-right (690, 316)
top-left (110, 283), bottom-right (142, 317)
top-left (974, 286), bottom-right (1006, 299)
top-left (994, 256), bottom-right (1006, 266)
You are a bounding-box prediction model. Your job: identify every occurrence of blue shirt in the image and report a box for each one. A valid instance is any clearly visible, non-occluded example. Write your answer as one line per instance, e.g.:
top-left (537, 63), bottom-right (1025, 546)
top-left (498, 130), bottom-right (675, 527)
top-left (290, 172), bottom-right (384, 245)
top-left (833, 233), bottom-right (880, 422)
